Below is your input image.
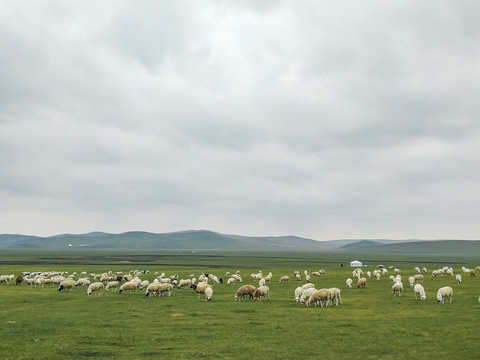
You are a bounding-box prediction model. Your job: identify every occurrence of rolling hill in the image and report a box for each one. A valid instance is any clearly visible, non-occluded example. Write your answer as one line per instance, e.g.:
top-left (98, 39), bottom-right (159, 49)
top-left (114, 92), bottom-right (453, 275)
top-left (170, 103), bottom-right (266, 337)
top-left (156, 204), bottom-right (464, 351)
top-left (0, 231), bottom-right (478, 255)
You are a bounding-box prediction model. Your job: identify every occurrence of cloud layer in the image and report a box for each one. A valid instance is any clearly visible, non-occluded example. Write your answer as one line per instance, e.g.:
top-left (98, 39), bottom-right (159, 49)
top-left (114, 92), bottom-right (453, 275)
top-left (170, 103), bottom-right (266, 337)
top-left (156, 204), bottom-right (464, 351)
top-left (1, 1), bottom-right (479, 239)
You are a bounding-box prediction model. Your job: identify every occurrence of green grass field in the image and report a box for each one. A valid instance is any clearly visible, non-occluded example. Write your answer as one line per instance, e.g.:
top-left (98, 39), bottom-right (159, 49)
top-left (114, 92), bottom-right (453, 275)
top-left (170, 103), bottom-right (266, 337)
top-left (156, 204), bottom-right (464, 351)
top-left (0, 251), bottom-right (478, 359)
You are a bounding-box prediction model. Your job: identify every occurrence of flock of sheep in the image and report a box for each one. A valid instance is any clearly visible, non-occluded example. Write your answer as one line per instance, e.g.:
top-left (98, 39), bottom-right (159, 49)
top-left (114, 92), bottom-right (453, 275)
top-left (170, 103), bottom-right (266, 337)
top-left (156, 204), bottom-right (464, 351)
top-left (1, 265), bottom-right (478, 305)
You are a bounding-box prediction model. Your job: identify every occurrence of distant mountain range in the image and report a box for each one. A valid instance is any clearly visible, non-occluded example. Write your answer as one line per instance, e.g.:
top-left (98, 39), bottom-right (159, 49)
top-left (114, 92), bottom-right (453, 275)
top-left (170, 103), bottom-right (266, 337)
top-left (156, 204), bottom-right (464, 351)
top-left (0, 230), bottom-right (479, 255)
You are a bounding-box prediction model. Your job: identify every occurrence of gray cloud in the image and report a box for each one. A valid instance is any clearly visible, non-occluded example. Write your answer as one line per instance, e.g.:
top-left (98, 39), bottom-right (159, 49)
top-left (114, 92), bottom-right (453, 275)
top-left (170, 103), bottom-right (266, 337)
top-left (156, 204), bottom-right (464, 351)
top-left (1, 1), bottom-right (479, 239)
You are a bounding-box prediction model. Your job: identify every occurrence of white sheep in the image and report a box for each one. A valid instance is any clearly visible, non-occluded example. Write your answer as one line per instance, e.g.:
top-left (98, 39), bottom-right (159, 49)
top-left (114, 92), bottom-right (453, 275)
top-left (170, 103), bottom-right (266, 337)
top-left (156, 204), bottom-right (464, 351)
top-left (258, 278), bottom-right (266, 287)
top-left (346, 278), bottom-right (353, 289)
top-left (328, 287), bottom-right (342, 306)
top-left (58, 279), bottom-right (76, 292)
top-left (437, 286), bottom-right (453, 304)
top-left (306, 289), bottom-right (331, 307)
top-left (302, 283), bottom-right (315, 290)
top-left (408, 277), bottom-right (415, 287)
top-left (414, 284), bottom-right (426, 301)
top-left (178, 279), bottom-right (192, 289)
top-left (392, 281), bottom-right (403, 297)
top-left (106, 281), bottom-right (119, 292)
top-left (357, 278), bottom-right (367, 288)
top-left (119, 281), bottom-right (137, 294)
top-left (279, 276), bottom-right (289, 283)
top-left (87, 282), bottom-right (104, 296)
top-left (294, 287), bottom-right (304, 302)
top-left (299, 288), bottom-right (317, 304)
top-left (264, 272), bottom-right (273, 282)
top-left (456, 274), bottom-right (462, 284)
top-left (205, 287), bottom-right (213, 301)
top-left (254, 286), bottom-right (270, 301)
top-left (227, 278), bottom-right (236, 286)
top-left (75, 278), bottom-right (91, 287)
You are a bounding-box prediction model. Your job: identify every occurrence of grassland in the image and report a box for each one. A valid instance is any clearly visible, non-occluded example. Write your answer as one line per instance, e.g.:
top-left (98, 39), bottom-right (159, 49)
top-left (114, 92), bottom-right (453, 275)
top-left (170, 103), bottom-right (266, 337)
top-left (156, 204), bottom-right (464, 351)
top-left (0, 250), bottom-right (478, 359)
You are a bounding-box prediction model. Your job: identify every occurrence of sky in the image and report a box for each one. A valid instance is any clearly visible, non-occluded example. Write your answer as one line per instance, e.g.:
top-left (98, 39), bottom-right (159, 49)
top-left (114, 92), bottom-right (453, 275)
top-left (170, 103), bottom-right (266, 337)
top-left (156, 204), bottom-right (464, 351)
top-left (1, 1), bottom-right (479, 240)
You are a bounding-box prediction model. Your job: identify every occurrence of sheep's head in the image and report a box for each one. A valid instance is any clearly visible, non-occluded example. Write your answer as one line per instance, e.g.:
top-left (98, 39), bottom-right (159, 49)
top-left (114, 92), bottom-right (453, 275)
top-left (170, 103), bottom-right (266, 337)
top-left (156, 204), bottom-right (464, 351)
top-left (420, 295), bottom-right (426, 301)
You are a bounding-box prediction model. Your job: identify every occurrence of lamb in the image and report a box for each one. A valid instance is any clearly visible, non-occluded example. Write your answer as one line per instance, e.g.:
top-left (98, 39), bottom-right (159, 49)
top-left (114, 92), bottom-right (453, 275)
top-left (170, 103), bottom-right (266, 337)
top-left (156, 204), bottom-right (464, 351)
top-left (234, 285), bottom-right (256, 301)
top-left (258, 278), bottom-right (266, 287)
top-left (205, 287), bottom-right (213, 301)
top-left (392, 281), bottom-right (403, 296)
top-left (178, 279), bottom-right (192, 289)
top-left (58, 279), bottom-right (76, 292)
top-left (306, 289), bottom-right (331, 307)
top-left (357, 278), bottom-right (367, 288)
top-left (408, 277), bottom-right (415, 287)
top-left (119, 281), bottom-right (137, 294)
top-left (254, 286), bottom-right (270, 301)
top-left (346, 278), bottom-right (353, 289)
top-left (437, 286), bottom-right (453, 304)
top-left (87, 282), bottom-right (104, 296)
top-left (456, 274), bottom-right (462, 284)
top-left (279, 276), bottom-right (289, 283)
top-left (106, 281), bottom-right (119, 292)
top-left (227, 278), bottom-right (236, 286)
top-left (414, 284), bottom-right (426, 301)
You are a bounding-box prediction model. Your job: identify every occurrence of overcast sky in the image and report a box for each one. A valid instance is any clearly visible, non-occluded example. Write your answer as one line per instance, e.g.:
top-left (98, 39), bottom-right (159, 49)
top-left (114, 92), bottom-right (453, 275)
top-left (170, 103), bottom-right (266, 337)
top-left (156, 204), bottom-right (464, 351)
top-left (1, 1), bottom-right (479, 240)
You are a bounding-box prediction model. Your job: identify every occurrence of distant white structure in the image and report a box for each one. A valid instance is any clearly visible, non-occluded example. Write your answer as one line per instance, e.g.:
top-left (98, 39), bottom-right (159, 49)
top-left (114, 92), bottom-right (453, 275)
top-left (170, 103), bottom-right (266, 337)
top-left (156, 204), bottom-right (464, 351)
top-left (350, 260), bottom-right (363, 267)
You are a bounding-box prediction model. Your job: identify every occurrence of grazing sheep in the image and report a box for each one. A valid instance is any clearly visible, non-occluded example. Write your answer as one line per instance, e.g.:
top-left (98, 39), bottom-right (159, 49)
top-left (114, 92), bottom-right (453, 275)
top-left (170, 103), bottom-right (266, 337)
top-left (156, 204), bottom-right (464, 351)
top-left (258, 278), bottom-right (266, 287)
top-left (346, 278), bottom-right (353, 289)
top-left (145, 282), bottom-right (162, 297)
top-left (119, 281), bottom-right (137, 294)
top-left (205, 287), bottom-right (213, 301)
top-left (264, 272), bottom-right (273, 282)
top-left (408, 277), bottom-right (415, 287)
top-left (413, 274), bottom-right (424, 283)
top-left (178, 279), bottom-right (192, 289)
top-left (456, 274), bottom-right (462, 284)
top-left (302, 283), bottom-right (315, 290)
top-left (87, 282), bottom-right (104, 296)
top-left (392, 281), bottom-right (404, 297)
top-left (191, 283), bottom-right (213, 298)
top-left (306, 289), bottom-right (331, 307)
top-left (294, 287), bottom-right (304, 302)
top-left (58, 279), bottom-right (76, 292)
top-left (357, 278), bottom-right (367, 288)
top-left (437, 286), bottom-right (453, 304)
top-left (469, 269), bottom-right (476, 277)
top-left (414, 267), bottom-right (421, 274)
top-left (15, 276), bottom-right (23, 285)
top-left (254, 286), bottom-right (270, 301)
top-left (227, 278), bottom-right (236, 286)
top-left (328, 288), bottom-right (342, 306)
top-left (299, 288), bottom-right (318, 305)
top-left (279, 276), bottom-right (290, 283)
top-left (158, 283), bottom-right (174, 296)
top-left (75, 278), bottom-right (91, 287)
top-left (139, 280), bottom-right (150, 290)
top-left (106, 281), bottom-right (119, 292)
top-left (234, 285), bottom-right (256, 301)
top-left (414, 284), bottom-right (426, 301)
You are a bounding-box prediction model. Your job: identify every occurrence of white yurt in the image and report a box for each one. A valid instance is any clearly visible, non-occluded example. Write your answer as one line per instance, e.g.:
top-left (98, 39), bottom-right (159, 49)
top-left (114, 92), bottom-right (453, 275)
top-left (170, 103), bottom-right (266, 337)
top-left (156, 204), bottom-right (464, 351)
top-left (350, 260), bottom-right (363, 267)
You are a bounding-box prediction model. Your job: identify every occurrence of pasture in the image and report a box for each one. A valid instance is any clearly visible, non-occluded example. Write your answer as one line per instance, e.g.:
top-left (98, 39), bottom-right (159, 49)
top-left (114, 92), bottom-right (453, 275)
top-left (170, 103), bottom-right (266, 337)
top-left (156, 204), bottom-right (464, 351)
top-left (0, 250), bottom-right (479, 359)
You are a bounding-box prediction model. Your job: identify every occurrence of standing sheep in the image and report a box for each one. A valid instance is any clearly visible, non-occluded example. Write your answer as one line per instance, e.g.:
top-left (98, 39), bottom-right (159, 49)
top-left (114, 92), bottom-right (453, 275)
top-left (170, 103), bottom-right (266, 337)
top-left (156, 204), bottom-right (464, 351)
top-left (306, 289), bottom-right (331, 307)
top-left (106, 281), bottom-right (119, 292)
top-left (119, 281), bottom-right (137, 294)
top-left (234, 285), bottom-right (256, 301)
top-left (279, 276), bottom-right (290, 283)
top-left (58, 279), bottom-right (76, 292)
top-left (455, 274), bottom-right (462, 284)
top-left (437, 286), bottom-right (453, 304)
